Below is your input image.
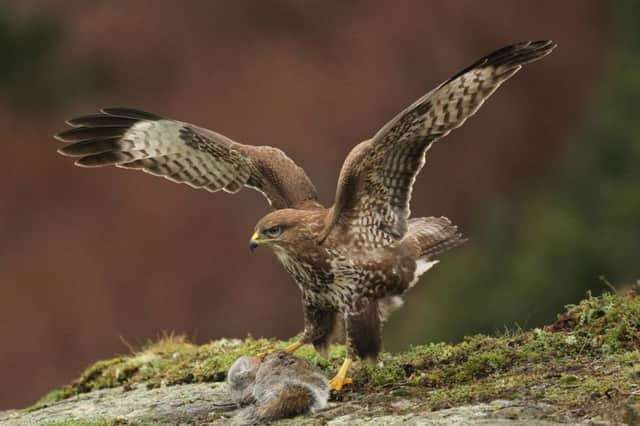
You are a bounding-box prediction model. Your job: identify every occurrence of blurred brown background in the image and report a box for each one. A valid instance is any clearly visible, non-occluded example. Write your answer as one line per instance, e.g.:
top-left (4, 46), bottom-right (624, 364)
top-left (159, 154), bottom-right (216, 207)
top-left (0, 0), bottom-right (623, 409)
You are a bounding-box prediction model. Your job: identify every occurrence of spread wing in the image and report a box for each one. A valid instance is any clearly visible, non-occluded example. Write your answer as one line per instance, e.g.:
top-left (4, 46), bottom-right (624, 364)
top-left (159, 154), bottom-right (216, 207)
top-left (320, 40), bottom-right (556, 246)
top-left (55, 108), bottom-right (319, 210)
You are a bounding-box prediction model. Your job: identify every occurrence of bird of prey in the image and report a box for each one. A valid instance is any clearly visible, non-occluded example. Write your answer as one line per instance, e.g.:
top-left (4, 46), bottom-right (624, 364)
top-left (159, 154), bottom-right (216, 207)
top-left (55, 40), bottom-right (555, 391)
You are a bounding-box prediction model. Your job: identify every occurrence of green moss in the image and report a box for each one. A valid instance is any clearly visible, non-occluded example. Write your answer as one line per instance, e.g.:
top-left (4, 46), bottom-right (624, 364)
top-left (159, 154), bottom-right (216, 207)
top-left (358, 359), bottom-right (405, 386)
top-left (459, 350), bottom-right (509, 381)
top-left (33, 389), bottom-right (67, 408)
top-left (551, 290), bottom-right (640, 351)
top-left (558, 374), bottom-right (579, 386)
top-left (42, 421), bottom-right (111, 426)
top-left (42, 419), bottom-right (159, 426)
top-left (626, 399), bottom-right (640, 424)
top-left (30, 291), bottom-right (640, 422)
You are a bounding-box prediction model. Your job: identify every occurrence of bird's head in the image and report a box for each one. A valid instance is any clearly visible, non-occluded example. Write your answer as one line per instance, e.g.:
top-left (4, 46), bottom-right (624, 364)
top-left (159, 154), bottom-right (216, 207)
top-left (249, 209), bottom-right (317, 253)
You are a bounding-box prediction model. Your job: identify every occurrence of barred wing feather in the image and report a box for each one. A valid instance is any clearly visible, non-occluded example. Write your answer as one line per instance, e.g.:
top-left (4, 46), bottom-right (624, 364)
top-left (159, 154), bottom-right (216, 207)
top-left (55, 108), bottom-right (318, 210)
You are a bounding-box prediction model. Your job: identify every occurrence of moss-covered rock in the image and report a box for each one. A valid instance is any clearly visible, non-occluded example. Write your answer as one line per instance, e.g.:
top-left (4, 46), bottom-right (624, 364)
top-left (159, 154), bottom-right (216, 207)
top-left (18, 291), bottom-right (640, 424)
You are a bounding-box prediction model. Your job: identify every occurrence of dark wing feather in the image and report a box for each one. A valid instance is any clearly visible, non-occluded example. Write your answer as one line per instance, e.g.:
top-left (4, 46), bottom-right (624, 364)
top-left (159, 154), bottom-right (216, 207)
top-left (55, 108), bottom-right (319, 209)
top-left (321, 40), bottom-right (556, 245)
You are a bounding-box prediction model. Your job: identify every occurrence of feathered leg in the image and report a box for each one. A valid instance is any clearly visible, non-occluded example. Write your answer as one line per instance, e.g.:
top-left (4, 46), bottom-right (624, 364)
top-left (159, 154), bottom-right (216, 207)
top-left (330, 301), bottom-right (382, 391)
top-left (259, 305), bottom-right (340, 357)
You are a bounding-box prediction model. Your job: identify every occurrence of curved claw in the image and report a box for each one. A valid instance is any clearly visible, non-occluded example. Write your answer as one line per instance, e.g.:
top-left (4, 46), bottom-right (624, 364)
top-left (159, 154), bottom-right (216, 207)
top-left (329, 357), bottom-right (354, 392)
top-left (257, 341), bottom-right (303, 358)
top-left (329, 376), bottom-right (353, 392)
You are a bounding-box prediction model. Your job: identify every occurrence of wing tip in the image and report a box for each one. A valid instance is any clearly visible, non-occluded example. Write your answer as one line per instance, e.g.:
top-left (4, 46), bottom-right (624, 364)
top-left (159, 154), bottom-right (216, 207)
top-left (74, 158), bottom-right (99, 168)
top-left (55, 107), bottom-right (162, 141)
top-left (490, 39), bottom-right (557, 68)
top-left (448, 39), bottom-right (556, 83)
top-left (64, 118), bottom-right (82, 127)
top-left (100, 107), bottom-right (162, 121)
top-left (57, 146), bottom-right (75, 157)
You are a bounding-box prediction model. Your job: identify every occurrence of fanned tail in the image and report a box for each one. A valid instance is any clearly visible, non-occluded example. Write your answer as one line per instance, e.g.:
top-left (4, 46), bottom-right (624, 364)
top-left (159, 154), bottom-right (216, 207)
top-left (403, 216), bottom-right (467, 259)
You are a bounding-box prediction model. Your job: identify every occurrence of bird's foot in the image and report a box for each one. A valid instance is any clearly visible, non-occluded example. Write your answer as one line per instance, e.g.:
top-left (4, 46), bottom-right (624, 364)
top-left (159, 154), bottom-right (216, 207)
top-left (256, 348), bottom-right (276, 358)
top-left (329, 357), bottom-right (354, 392)
top-left (257, 341), bottom-right (304, 358)
top-left (283, 341), bottom-right (303, 353)
top-left (329, 375), bottom-right (353, 392)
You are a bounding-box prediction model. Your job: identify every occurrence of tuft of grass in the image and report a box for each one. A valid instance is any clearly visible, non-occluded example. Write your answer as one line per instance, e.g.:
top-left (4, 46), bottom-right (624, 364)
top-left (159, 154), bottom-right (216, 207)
top-left (546, 290), bottom-right (640, 351)
top-left (29, 291), bottom-right (640, 422)
top-left (139, 332), bottom-right (195, 355)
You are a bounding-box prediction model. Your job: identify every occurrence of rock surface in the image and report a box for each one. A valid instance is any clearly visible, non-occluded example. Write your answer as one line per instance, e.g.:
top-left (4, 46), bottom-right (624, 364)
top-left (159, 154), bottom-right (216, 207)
top-left (2, 292), bottom-right (637, 425)
top-left (0, 383), bottom-right (614, 425)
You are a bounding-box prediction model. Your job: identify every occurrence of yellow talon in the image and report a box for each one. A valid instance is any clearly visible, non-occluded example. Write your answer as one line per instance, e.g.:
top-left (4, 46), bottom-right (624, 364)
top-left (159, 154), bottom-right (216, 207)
top-left (329, 357), bottom-right (353, 392)
top-left (257, 341), bottom-right (304, 358)
top-left (329, 376), bottom-right (353, 391)
top-left (256, 348), bottom-right (275, 358)
top-left (283, 341), bottom-right (304, 353)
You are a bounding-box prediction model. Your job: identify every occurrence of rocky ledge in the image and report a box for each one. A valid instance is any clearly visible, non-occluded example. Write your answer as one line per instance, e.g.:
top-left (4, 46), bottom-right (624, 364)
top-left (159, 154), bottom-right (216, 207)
top-left (2, 291), bottom-right (639, 425)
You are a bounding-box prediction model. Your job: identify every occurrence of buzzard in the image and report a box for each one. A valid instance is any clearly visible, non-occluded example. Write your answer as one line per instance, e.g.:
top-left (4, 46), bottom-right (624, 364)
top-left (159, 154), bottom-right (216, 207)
top-left (55, 40), bottom-right (555, 391)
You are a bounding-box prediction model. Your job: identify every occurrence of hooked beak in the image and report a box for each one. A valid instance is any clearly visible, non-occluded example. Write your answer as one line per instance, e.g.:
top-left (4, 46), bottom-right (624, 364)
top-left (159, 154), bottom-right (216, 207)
top-left (249, 232), bottom-right (260, 252)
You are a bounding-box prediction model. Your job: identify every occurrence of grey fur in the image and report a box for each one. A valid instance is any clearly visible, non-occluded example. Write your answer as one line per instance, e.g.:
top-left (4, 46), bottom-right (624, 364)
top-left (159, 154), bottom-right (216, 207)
top-left (228, 352), bottom-right (329, 424)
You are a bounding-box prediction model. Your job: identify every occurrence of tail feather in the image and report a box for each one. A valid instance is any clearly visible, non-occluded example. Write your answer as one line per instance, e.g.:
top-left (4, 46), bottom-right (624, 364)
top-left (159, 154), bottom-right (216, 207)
top-left (403, 216), bottom-right (467, 259)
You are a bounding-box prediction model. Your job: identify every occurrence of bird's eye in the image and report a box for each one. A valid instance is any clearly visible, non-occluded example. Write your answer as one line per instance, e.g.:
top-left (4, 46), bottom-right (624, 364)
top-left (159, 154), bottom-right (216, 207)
top-left (264, 225), bottom-right (282, 238)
